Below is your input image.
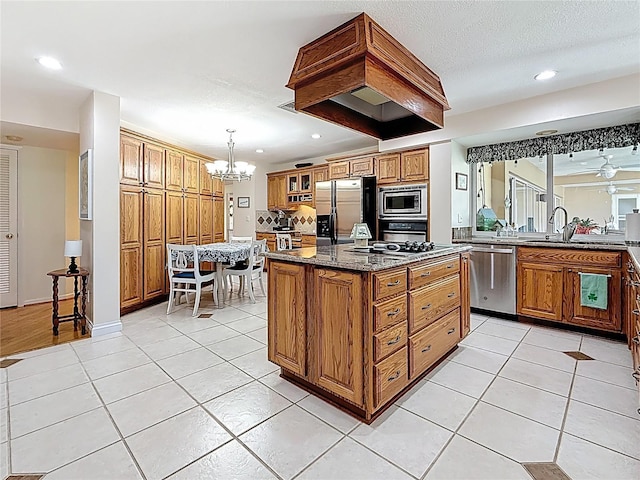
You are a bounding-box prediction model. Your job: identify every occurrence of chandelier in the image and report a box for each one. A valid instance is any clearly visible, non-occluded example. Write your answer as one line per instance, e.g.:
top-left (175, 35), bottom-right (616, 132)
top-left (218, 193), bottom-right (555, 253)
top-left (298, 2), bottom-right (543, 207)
top-left (206, 129), bottom-right (256, 182)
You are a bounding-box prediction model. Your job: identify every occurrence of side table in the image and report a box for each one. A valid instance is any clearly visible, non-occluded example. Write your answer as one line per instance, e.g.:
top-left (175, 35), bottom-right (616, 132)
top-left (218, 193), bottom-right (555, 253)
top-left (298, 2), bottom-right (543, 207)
top-left (46, 268), bottom-right (90, 336)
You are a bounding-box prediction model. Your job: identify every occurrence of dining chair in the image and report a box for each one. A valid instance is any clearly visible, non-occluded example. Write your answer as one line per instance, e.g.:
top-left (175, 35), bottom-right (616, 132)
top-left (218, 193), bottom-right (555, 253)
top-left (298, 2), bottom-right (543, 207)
top-left (166, 244), bottom-right (217, 316)
top-left (230, 236), bottom-right (253, 243)
top-left (276, 233), bottom-right (292, 250)
top-left (222, 239), bottom-right (267, 303)
top-left (226, 236), bottom-right (253, 294)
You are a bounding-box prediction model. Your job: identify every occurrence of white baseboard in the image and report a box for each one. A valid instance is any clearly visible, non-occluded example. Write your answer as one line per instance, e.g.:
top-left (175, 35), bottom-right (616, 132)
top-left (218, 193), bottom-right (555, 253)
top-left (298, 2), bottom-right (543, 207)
top-left (88, 318), bottom-right (123, 337)
top-left (22, 293), bottom-right (74, 306)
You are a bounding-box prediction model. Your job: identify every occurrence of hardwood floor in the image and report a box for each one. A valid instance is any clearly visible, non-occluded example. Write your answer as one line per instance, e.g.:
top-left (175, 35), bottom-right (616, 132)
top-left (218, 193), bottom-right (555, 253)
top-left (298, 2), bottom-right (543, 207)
top-left (0, 299), bottom-right (87, 357)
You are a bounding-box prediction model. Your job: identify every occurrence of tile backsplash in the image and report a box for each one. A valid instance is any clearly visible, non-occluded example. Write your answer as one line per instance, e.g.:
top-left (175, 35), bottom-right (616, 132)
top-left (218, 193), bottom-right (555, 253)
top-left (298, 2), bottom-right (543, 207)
top-left (256, 205), bottom-right (316, 234)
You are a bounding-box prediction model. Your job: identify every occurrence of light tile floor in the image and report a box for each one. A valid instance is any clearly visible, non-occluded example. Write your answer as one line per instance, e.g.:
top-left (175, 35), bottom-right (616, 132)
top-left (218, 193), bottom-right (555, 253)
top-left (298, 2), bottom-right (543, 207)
top-left (2, 302), bottom-right (640, 479)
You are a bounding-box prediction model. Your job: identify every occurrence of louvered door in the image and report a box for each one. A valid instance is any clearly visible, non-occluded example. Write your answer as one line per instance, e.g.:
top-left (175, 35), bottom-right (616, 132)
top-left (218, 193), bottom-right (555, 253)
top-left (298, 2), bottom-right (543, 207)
top-left (0, 149), bottom-right (17, 307)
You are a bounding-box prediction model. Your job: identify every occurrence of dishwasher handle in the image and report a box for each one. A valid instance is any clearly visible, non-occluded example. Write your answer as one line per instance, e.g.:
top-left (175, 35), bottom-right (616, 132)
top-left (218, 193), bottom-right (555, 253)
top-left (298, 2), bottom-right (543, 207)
top-left (470, 247), bottom-right (514, 254)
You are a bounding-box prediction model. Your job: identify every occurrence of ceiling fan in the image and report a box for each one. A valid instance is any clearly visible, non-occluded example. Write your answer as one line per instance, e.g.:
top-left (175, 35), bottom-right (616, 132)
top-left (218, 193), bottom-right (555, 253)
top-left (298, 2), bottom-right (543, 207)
top-left (595, 155), bottom-right (621, 179)
top-left (598, 181), bottom-right (635, 195)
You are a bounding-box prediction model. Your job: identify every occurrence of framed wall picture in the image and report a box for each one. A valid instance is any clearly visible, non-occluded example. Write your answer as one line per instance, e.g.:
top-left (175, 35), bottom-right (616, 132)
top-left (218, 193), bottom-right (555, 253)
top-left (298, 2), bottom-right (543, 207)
top-left (79, 149), bottom-right (93, 220)
top-left (455, 172), bottom-right (468, 191)
top-left (237, 196), bottom-right (250, 208)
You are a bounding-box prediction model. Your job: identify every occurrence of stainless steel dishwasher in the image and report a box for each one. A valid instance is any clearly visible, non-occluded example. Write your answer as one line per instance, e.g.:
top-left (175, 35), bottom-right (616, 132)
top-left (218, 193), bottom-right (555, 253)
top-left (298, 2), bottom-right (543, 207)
top-left (469, 244), bottom-right (517, 315)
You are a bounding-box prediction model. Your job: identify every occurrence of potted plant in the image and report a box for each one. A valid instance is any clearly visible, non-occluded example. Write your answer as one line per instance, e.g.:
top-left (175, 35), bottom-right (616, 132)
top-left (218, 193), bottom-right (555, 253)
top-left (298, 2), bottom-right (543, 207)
top-left (574, 217), bottom-right (598, 234)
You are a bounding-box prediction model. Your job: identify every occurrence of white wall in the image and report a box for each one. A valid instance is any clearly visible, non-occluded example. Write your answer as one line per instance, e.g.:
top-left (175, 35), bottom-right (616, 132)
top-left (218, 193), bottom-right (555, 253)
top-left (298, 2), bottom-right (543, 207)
top-left (429, 142), bottom-right (453, 244)
top-left (379, 74), bottom-right (640, 152)
top-left (16, 146), bottom-right (73, 305)
top-left (450, 141), bottom-right (470, 228)
top-left (79, 91), bottom-right (121, 336)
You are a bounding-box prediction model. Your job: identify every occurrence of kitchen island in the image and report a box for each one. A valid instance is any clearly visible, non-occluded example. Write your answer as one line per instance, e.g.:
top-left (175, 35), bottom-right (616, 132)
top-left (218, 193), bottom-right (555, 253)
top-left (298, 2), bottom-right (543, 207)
top-left (264, 244), bottom-right (471, 423)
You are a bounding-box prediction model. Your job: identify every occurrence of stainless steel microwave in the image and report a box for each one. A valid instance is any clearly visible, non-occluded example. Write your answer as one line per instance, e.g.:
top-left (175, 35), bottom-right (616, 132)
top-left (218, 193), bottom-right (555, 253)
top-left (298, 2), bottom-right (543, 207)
top-left (378, 184), bottom-right (428, 219)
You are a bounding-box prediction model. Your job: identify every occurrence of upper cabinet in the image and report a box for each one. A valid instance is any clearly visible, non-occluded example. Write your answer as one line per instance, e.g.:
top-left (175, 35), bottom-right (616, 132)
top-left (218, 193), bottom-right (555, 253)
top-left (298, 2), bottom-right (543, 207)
top-left (377, 149), bottom-right (429, 185)
top-left (165, 149), bottom-right (184, 191)
top-left (268, 174), bottom-right (288, 211)
top-left (120, 135), bottom-right (165, 189)
top-left (328, 157), bottom-right (374, 180)
top-left (183, 155), bottom-right (200, 194)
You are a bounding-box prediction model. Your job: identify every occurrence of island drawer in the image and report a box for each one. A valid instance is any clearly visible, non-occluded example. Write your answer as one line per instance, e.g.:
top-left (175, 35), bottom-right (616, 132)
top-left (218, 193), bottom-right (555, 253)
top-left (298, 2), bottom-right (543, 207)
top-left (408, 255), bottom-right (460, 290)
top-left (373, 347), bottom-right (408, 408)
top-left (373, 268), bottom-right (407, 302)
top-left (373, 295), bottom-right (407, 332)
top-left (373, 321), bottom-right (407, 363)
top-left (409, 308), bottom-right (460, 380)
top-left (409, 275), bottom-right (460, 334)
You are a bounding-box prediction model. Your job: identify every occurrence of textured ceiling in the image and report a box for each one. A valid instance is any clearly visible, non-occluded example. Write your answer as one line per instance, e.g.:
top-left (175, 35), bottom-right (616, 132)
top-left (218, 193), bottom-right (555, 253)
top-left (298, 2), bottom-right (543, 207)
top-left (1, 1), bottom-right (639, 163)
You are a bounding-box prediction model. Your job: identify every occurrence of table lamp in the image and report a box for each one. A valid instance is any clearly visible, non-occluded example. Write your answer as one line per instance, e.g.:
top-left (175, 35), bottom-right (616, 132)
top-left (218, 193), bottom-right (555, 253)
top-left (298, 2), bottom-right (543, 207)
top-left (350, 223), bottom-right (372, 248)
top-left (64, 240), bottom-right (82, 274)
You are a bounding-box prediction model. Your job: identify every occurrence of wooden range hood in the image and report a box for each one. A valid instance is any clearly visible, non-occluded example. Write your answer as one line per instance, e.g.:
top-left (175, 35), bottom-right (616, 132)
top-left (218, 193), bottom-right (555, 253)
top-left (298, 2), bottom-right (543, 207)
top-left (287, 13), bottom-right (450, 140)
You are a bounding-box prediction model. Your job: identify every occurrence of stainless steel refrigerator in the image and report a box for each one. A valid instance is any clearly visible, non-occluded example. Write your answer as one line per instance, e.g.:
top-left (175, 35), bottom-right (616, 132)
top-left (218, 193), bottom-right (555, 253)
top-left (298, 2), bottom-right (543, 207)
top-left (316, 177), bottom-right (377, 246)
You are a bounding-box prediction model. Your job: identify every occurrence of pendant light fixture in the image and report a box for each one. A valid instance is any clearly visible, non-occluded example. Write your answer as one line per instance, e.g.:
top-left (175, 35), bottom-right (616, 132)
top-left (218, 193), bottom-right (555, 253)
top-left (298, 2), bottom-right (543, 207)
top-left (206, 129), bottom-right (256, 182)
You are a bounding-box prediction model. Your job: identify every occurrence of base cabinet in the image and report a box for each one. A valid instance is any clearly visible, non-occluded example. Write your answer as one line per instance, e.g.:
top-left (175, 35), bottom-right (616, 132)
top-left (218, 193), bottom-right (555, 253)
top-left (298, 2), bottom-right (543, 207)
top-left (314, 269), bottom-right (363, 405)
top-left (267, 262), bottom-right (307, 375)
top-left (267, 252), bottom-right (468, 422)
top-left (517, 247), bottom-right (623, 332)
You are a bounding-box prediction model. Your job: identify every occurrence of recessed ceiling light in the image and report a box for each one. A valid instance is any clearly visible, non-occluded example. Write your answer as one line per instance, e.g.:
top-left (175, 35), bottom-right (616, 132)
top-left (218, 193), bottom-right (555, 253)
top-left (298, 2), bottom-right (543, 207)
top-left (255, 149), bottom-right (264, 153)
top-left (4, 135), bottom-right (23, 142)
top-left (311, 133), bottom-right (321, 139)
top-left (535, 129), bottom-right (558, 136)
top-left (36, 56), bottom-right (63, 70)
top-left (534, 70), bottom-right (557, 81)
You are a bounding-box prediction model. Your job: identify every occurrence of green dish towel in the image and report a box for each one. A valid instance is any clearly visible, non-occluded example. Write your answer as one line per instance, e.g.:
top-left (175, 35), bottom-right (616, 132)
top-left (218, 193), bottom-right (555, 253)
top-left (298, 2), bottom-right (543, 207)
top-left (580, 273), bottom-right (608, 310)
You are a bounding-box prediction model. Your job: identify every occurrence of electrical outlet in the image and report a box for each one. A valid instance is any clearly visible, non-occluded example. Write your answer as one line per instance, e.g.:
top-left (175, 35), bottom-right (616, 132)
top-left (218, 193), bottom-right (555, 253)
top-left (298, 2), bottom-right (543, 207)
top-left (457, 213), bottom-right (463, 224)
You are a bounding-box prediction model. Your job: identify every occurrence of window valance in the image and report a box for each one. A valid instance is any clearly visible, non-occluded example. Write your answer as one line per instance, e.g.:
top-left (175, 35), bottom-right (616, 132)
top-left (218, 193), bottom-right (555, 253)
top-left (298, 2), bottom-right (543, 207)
top-left (466, 122), bottom-right (640, 164)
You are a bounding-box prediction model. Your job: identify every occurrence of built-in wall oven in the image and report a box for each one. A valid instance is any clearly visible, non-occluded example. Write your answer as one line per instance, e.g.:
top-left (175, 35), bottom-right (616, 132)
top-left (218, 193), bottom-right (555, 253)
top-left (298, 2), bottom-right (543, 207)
top-left (378, 184), bottom-right (428, 219)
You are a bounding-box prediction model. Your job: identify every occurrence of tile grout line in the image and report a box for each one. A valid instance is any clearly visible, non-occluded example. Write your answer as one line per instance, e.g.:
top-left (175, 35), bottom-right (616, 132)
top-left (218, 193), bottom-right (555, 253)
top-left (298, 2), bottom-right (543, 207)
top-left (420, 324), bottom-right (546, 479)
top-left (553, 334), bottom-right (582, 464)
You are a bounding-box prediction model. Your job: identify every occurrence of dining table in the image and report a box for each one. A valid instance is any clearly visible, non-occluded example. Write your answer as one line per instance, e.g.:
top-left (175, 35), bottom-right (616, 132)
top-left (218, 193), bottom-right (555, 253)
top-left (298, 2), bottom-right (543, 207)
top-left (194, 242), bottom-right (252, 307)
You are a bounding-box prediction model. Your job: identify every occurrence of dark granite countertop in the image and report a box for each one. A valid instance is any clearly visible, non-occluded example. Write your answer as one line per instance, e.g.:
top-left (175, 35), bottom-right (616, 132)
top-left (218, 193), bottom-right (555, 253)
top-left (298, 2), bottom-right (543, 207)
top-left (264, 244), bottom-right (471, 272)
top-left (452, 235), bottom-right (628, 251)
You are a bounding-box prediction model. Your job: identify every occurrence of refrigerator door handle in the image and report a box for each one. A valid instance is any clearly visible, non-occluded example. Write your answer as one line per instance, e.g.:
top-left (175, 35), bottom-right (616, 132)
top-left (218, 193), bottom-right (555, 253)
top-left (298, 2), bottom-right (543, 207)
top-left (330, 212), bottom-right (337, 245)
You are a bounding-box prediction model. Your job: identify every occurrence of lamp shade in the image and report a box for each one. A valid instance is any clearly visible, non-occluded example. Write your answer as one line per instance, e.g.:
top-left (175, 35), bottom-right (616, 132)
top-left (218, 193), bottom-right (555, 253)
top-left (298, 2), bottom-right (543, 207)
top-left (350, 223), bottom-right (372, 239)
top-left (64, 240), bottom-right (82, 257)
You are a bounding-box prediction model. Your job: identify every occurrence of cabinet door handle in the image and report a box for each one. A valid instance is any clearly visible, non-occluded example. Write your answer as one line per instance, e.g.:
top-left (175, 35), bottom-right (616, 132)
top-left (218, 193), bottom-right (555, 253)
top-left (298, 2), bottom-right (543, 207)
top-left (632, 371), bottom-right (640, 385)
top-left (633, 309), bottom-right (640, 316)
top-left (420, 272), bottom-right (431, 277)
top-left (632, 336), bottom-right (639, 345)
top-left (388, 371), bottom-right (401, 382)
top-left (387, 308), bottom-right (400, 317)
top-left (446, 264), bottom-right (454, 269)
top-left (447, 328), bottom-right (456, 335)
top-left (421, 304), bottom-right (432, 310)
top-left (421, 345), bottom-right (432, 353)
top-left (387, 280), bottom-right (400, 286)
top-left (387, 336), bottom-right (401, 346)
top-left (447, 292), bottom-right (456, 298)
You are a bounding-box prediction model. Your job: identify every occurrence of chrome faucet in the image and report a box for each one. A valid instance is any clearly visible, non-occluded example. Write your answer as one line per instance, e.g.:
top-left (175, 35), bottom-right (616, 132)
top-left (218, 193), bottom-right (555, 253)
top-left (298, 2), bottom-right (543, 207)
top-left (548, 206), bottom-right (576, 242)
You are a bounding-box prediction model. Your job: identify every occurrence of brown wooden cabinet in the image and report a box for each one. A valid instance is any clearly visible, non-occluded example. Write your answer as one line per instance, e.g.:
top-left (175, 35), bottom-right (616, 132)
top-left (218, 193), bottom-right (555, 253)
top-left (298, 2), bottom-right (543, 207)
top-left (267, 174), bottom-right (288, 211)
top-left (517, 247), bottom-right (624, 332)
top-left (165, 149), bottom-right (184, 192)
top-left (142, 188), bottom-right (165, 299)
top-left (328, 161), bottom-right (350, 180)
top-left (120, 135), bottom-right (165, 189)
top-left (314, 269), bottom-right (364, 405)
top-left (565, 267), bottom-right (622, 331)
top-left (268, 261), bottom-right (307, 375)
top-left (120, 186), bottom-right (143, 308)
top-left (256, 232), bottom-right (276, 252)
top-left (460, 252), bottom-right (471, 339)
top-left (184, 194), bottom-right (199, 245)
top-left (120, 185), bottom-right (165, 307)
top-left (517, 262), bottom-right (564, 322)
top-left (212, 177), bottom-right (224, 198)
top-left (200, 159), bottom-right (212, 195)
top-left (376, 149), bottom-right (428, 184)
top-left (375, 153), bottom-right (400, 184)
top-left (266, 251), bottom-right (469, 422)
top-left (213, 196), bottom-right (225, 242)
top-left (328, 157), bottom-right (374, 180)
top-left (199, 196), bottom-right (213, 245)
top-left (183, 155), bottom-right (200, 194)
top-left (165, 191), bottom-right (184, 245)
